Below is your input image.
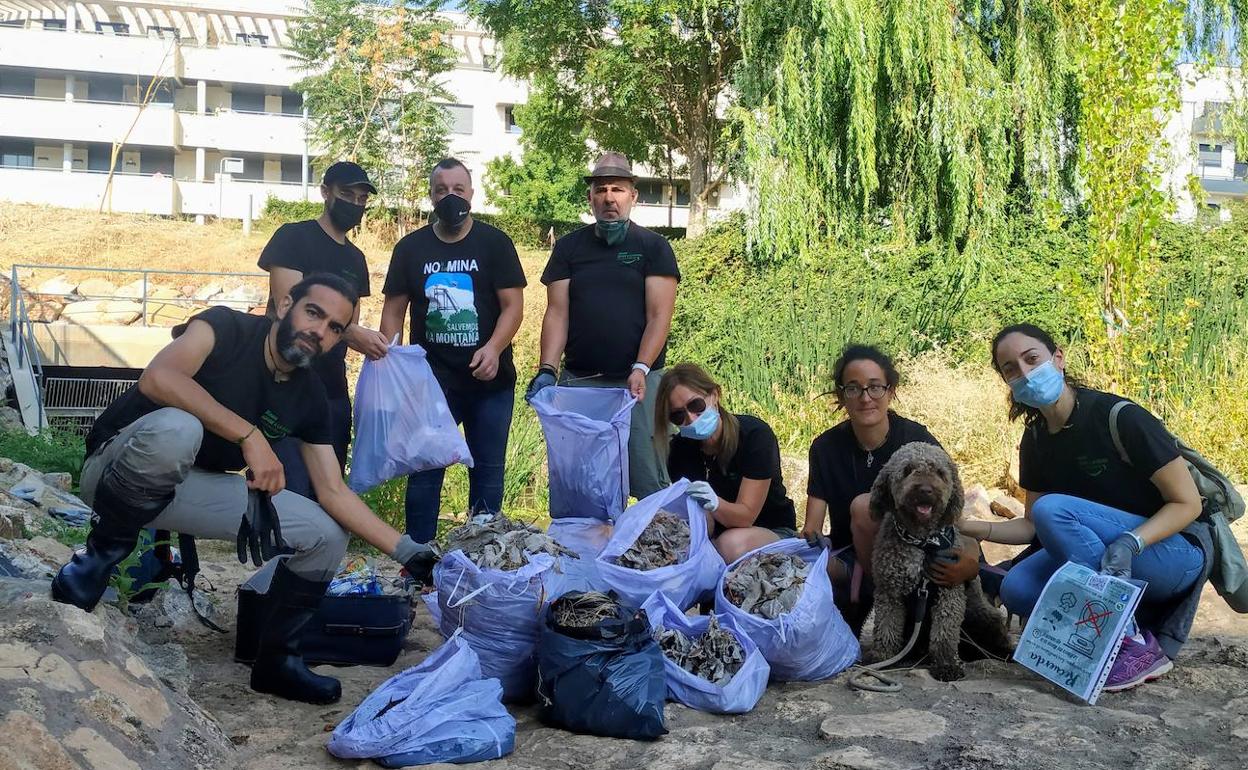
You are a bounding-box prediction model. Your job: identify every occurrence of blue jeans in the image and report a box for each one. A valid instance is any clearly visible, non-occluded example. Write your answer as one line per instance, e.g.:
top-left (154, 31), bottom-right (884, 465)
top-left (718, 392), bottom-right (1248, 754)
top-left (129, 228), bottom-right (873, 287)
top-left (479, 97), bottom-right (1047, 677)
top-left (272, 393), bottom-right (352, 500)
top-left (1000, 494), bottom-right (1205, 616)
top-left (404, 386), bottom-right (514, 543)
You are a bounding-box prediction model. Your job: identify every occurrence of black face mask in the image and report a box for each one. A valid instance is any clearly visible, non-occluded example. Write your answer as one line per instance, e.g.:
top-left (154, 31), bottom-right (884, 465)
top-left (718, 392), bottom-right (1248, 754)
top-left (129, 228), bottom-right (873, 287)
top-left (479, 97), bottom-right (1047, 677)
top-left (328, 197), bottom-right (365, 231)
top-left (434, 193), bottom-right (471, 232)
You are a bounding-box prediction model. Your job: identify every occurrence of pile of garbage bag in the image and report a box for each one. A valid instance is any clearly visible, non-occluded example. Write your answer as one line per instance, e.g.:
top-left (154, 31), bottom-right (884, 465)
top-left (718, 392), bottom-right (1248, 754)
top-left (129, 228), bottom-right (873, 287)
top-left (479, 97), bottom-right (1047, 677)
top-left (442, 512), bottom-right (576, 571)
top-left (716, 539), bottom-right (859, 682)
top-left (537, 591), bottom-right (668, 739)
top-left (327, 633), bottom-right (514, 767)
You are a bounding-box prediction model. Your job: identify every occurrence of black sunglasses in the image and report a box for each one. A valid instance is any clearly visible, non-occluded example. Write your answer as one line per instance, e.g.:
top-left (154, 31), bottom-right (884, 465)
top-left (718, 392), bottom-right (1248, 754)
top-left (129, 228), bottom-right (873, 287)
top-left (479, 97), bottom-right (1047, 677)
top-left (669, 397), bottom-right (707, 426)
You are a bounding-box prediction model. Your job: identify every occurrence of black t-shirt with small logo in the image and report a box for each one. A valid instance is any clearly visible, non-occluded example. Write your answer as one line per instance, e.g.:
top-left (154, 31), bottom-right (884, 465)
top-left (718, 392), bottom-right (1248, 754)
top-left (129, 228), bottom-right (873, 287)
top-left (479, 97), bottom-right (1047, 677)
top-left (382, 221), bottom-right (527, 394)
top-left (667, 413), bottom-right (797, 533)
top-left (258, 219), bottom-right (371, 398)
top-left (806, 414), bottom-right (941, 549)
top-left (540, 222), bottom-right (680, 378)
top-left (1019, 387), bottom-right (1180, 517)
top-left (85, 307), bottom-right (333, 473)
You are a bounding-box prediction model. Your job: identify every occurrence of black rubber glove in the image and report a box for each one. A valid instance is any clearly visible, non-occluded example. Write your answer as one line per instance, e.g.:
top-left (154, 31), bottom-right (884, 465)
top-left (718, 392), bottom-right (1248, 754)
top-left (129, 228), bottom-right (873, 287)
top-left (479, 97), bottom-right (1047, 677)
top-left (524, 366), bottom-right (557, 402)
top-left (392, 534), bottom-right (438, 587)
top-left (237, 490), bottom-right (284, 567)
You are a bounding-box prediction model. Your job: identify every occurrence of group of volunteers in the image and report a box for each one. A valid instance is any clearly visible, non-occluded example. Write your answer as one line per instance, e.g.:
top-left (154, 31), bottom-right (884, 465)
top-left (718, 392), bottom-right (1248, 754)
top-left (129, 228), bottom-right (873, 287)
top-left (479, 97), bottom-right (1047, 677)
top-left (47, 150), bottom-right (1219, 705)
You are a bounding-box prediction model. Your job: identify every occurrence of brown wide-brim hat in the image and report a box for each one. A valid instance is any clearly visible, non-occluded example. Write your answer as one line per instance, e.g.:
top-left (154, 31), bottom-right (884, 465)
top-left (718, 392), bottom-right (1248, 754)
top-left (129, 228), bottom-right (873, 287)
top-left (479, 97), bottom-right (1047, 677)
top-left (584, 152), bottom-right (638, 184)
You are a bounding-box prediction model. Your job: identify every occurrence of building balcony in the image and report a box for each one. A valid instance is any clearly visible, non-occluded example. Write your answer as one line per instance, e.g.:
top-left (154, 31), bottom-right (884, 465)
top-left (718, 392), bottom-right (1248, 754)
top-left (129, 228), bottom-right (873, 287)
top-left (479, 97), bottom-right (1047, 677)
top-left (180, 110), bottom-right (307, 155)
top-left (0, 26), bottom-right (181, 80)
top-left (177, 178), bottom-right (317, 220)
top-left (0, 167), bottom-right (176, 216)
top-left (181, 44), bottom-right (298, 89)
top-left (0, 96), bottom-right (181, 148)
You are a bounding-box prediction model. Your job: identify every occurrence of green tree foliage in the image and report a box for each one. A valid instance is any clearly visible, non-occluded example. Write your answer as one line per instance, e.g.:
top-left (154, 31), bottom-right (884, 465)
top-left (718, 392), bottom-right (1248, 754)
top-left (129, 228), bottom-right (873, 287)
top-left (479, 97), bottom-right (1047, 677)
top-left (738, 0), bottom-right (1079, 262)
top-left (470, 0), bottom-right (741, 236)
top-left (289, 0), bottom-right (456, 219)
top-left (484, 101), bottom-right (588, 222)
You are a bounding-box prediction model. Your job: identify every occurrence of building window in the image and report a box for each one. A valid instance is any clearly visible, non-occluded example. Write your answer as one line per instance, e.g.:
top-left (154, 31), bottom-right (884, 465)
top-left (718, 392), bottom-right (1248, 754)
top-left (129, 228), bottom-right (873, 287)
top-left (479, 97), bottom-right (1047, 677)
top-left (443, 104), bottom-right (473, 135)
top-left (0, 139), bottom-right (34, 168)
top-left (636, 179), bottom-right (666, 205)
top-left (281, 90), bottom-right (304, 116)
top-left (503, 104), bottom-right (521, 134)
top-left (0, 70), bottom-right (35, 97)
top-left (1198, 143), bottom-right (1223, 167)
top-left (95, 22), bottom-right (131, 35)
top-left (42, 19), bottom-right (66, 31)
top-left (672, 181), bottom-right (691, 206)
top-left (482, 53), bottom-right (497, 71)
top-left (148, 25), bottom-right (179, 40)
top-left (140, 147), bottom-right (174, 176)
top-left (237, 33), bottom-right (269, 47)
top-left (231, 89), bottom-right (266, 113)
top-left (280, 157), bottom-right (305, 183)
top-left (86, 143), bottom-right (120, 173)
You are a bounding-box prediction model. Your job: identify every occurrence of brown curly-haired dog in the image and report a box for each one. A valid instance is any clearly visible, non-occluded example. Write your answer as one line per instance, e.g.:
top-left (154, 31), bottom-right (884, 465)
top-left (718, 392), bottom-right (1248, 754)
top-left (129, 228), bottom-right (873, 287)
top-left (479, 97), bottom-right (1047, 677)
top-left (867, 441), bottom-right (1011, 681)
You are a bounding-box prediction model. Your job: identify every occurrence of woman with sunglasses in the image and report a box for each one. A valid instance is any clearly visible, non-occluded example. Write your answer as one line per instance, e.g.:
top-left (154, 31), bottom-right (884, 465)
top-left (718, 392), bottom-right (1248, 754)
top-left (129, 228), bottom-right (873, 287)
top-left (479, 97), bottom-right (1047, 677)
top-left (655, 363), bottom-right (798, 564)
top-left (801, 344), bottom-right (979, 631)
top-left (964, 323), bottom-right (1208, 691)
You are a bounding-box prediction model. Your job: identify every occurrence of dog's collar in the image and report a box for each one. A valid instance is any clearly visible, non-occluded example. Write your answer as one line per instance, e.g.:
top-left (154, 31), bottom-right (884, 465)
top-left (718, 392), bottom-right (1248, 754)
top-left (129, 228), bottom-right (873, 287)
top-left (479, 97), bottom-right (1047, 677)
top-left (894, 521), bottom-right (958, 554)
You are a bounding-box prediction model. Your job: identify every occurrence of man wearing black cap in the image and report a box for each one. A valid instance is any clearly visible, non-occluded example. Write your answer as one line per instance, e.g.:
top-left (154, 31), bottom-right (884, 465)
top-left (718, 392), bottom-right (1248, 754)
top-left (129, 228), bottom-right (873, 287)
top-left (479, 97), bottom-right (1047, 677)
top-left (527, 151), bottom-right (680, 500)
top-left (257, 161), bottom-right (389, 496)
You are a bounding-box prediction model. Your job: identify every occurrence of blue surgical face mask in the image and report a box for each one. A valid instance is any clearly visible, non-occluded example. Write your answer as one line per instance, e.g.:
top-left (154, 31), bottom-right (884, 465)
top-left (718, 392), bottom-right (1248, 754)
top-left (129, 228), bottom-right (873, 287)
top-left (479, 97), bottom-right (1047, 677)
top-left (595, 218), bottom-right (630, 246)
top-left (1009, 360), bottom-right (1065, 408)
top-left (679, 405), bottom-right (720, 440)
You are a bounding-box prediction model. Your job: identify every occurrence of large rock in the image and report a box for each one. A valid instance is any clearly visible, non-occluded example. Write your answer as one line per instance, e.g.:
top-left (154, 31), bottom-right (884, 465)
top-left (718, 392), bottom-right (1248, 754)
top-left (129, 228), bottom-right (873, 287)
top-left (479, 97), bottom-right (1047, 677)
top-left (76, 279), bottom-right (118, 299)
top-left (145, 302), bottom-right (199, 327)
top-left (0, 579), bottom-right (233, 770)
top-left (35, 275), bottom-right (77, 297)
top-left (60, 300), bottom-right (144, 326)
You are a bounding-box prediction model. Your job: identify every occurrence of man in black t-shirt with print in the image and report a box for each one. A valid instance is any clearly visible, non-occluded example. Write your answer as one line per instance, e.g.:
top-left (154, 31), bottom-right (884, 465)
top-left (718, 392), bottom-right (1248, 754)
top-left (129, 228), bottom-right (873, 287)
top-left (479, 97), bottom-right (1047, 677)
top-left (381, 158), bottom-right (526, 542)
top-left (257, 161), bottom-right (390, 496)
top-left (51, 274), bottom-right (437, 706)
top-left (527, 152), bottom-right (680, 499)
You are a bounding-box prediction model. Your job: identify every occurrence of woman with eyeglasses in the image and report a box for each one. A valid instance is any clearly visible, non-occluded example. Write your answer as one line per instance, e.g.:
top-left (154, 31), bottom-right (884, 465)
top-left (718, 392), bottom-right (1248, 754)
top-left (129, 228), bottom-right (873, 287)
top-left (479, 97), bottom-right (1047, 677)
top-left (801, 344), bottom-right (979, 631)
top-left (963, 323), bottom-right (1209, 691)
top-left (655, 363), bottom-right (798, 564)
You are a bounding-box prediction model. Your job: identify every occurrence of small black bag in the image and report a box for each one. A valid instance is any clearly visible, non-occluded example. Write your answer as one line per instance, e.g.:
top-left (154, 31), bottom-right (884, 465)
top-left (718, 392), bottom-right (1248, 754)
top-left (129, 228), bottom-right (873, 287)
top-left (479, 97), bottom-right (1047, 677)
top-left (234, 561), bottom-right (412, 668)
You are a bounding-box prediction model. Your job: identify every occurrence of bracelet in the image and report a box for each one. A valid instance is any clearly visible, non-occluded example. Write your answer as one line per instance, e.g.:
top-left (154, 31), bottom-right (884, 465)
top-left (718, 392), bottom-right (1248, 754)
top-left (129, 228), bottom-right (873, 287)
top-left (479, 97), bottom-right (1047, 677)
top-left (987, 522), bottom-right (994, 541)
top-left (235, 424), bottom-right (257, 446)
top-left (1126, 530), bottom-right (1146, 554)
top-left (538, 363), bottom-right (558, 375)
top-left (632, 361), bottom-right (651, 376)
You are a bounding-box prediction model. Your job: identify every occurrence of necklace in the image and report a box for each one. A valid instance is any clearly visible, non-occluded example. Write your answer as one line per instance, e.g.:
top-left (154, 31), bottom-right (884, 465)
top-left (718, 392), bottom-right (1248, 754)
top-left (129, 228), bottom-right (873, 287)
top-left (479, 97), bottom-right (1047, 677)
top-left (859, 431), bottom-right (889, 468)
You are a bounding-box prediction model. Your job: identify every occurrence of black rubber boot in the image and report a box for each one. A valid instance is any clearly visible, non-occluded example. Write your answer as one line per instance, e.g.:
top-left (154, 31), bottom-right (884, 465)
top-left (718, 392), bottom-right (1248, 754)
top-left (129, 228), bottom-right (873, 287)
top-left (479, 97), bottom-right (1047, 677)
top-left (249, 560), bottom-right (341, 705)
top-left (51, 471), bottom-right (172, 612)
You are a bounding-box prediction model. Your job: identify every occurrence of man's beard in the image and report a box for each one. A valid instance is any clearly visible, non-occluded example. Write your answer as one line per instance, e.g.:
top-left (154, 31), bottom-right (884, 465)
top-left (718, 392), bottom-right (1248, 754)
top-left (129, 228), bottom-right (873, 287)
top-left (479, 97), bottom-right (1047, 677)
top-left (275, 314), bottom-right (321, 369)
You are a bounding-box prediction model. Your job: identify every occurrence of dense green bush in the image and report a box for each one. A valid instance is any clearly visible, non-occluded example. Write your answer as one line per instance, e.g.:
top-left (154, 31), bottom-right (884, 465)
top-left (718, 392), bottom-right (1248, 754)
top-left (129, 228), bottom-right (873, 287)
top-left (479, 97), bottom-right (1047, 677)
top-left (261, 196), bottom-right (324, 224)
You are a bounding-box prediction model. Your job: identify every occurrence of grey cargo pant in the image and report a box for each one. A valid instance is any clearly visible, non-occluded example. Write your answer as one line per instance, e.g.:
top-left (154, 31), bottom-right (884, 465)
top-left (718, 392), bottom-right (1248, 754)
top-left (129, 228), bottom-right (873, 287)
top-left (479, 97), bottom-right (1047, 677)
top-left (80, 408), bottom-right (349, 581)
top-left (559, 368), bottom-right (671, 500)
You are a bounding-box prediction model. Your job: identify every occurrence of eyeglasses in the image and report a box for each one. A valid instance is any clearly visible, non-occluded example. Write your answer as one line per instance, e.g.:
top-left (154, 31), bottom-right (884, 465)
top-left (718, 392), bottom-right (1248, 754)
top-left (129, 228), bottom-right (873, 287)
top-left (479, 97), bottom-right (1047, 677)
top-left (668, 397), bottom-right (707, 426)
top-left (839, 384), bottom-right (890, 400)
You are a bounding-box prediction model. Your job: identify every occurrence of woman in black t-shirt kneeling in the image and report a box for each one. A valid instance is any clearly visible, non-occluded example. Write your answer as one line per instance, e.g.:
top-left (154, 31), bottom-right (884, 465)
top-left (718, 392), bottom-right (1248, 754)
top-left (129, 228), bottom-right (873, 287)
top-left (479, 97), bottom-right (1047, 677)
top-left (656, 364), bottom-right (798, 564)
top-left (967, 323), bottom-right (1208, 691)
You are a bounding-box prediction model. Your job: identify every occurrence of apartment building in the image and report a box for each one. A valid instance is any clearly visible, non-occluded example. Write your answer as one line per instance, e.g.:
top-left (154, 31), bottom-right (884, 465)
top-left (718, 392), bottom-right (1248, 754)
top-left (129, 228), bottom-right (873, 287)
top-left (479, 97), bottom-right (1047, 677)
top-left (1165, 64), bottom-right (1247, 221)
top-left (0, 1), bottom-right (739, 227)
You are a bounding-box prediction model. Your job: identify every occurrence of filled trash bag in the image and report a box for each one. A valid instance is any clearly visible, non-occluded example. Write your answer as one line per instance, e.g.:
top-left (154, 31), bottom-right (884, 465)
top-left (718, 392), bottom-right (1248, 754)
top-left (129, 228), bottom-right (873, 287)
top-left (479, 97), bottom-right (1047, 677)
top-left (326, 633), bottom-right (515, 767)
top-left (530, 386), bottom-right (635, 520)
top-left (537, 591), bottom-right (667, 740)
top-left (547, 517), bottom-right (615, 559)
top-left (348, 344), bottom-right (472, 493)
top-left (641, 591), bottom-right (770, 714)
top-left (715, 539), bottom-right (860, 682)
top-left (435, 549), bottom-right (586, 702)
top-left (596, 479), bottom-right (726, 610)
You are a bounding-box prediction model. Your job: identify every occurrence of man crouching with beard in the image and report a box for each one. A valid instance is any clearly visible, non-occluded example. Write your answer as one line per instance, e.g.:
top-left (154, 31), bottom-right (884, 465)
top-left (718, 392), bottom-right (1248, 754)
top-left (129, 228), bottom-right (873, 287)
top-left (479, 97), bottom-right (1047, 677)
top-left (50, 273), bottom-right (436, 705)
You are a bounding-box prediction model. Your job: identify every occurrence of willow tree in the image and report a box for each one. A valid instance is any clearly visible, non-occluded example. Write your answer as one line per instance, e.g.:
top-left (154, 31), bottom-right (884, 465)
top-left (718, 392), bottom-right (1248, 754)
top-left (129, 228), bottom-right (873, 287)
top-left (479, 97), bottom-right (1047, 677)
top-left (738, 0), bottom-right (1080, 263)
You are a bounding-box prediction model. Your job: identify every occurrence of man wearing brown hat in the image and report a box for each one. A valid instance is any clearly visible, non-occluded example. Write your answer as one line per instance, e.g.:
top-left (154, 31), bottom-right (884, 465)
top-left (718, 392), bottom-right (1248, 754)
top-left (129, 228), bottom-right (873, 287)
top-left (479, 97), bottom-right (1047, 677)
top-left (527, 151), bottom-right (680, 499)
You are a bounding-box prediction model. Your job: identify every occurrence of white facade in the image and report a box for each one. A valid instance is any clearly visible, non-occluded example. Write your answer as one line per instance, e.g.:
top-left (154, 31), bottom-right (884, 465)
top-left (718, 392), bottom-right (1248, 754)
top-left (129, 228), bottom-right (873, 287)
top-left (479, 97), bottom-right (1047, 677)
top-left (0, 1), bottom-right (741, 227)
top-left (1164, 64), bottom-right (1247, 221)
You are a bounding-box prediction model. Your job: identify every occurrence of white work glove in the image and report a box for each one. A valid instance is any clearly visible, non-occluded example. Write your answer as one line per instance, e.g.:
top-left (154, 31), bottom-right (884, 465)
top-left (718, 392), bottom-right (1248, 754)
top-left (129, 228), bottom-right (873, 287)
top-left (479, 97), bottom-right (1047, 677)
top-left (687, 481), bottom-right (720, 512)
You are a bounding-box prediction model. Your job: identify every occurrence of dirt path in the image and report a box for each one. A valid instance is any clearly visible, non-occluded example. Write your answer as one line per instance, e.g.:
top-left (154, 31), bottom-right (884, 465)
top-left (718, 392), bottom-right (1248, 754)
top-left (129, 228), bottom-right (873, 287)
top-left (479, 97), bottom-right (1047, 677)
top-left (160, 541), bottom-right (1248, 770)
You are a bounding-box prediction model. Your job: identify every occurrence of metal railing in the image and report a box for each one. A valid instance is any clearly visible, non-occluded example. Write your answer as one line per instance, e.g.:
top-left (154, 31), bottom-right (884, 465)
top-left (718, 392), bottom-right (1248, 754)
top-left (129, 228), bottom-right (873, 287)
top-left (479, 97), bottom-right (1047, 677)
top-left (10, 263), bottom-right (267, 329)
top-left (7, 265), bottom-right (47, 429)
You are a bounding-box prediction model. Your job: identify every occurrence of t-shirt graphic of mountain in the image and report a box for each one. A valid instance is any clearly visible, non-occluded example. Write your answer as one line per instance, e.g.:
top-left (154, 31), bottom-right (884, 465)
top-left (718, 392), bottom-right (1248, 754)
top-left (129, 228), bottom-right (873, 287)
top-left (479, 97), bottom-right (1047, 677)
top-left (424, 272), bottom-right (479, 347)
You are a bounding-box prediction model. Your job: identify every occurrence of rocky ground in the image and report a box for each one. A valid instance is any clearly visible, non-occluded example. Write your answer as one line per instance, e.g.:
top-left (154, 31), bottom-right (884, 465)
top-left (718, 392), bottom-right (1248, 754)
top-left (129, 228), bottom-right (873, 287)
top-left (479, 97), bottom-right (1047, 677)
top-left (1, 459), bottom-right (1246, 770)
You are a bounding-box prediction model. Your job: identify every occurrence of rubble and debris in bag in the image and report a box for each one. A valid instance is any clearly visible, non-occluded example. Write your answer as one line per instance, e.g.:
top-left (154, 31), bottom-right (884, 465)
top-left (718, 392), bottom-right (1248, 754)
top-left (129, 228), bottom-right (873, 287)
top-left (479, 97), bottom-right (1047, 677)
top-left (615, 511), bottom-right (690, 571)
top-left (550, 591), bottom-right (621, 629)
top-left (441, 512), bottom-right (576, 571)
top-left (724, 552), bottom-right (810, 619)
top-left (655, 615), bottom-right (745, 686)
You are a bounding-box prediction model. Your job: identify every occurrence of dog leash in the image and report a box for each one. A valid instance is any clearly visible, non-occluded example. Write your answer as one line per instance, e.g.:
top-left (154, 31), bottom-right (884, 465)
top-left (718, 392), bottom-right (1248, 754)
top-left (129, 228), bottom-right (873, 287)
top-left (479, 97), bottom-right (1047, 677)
top-left (846, 580), bottom-right (930, 693)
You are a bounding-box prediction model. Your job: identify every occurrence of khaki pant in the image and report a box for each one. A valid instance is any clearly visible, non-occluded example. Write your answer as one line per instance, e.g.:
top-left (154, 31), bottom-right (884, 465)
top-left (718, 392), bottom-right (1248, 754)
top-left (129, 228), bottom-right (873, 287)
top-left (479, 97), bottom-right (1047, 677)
top-left (81, 408), bottom-right (349, 581)
top-left (559, 368), bottom-right (671, 499)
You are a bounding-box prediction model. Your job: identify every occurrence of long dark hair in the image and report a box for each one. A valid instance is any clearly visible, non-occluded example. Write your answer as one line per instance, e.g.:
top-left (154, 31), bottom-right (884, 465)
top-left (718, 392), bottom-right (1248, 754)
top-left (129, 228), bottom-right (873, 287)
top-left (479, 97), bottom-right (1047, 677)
top-left (990, 323), bottom-right (1083, 427)
top-left (831, 344), bottom-right (900, 410)
top-left (653, 363), bottom-right (741, 473)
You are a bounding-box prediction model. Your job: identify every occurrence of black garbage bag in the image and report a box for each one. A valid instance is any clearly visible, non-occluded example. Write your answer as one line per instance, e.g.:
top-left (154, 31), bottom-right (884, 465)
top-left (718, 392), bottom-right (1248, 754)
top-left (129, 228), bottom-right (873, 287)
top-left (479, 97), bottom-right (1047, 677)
top-left (536, 591), bottom-right (668, 740)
